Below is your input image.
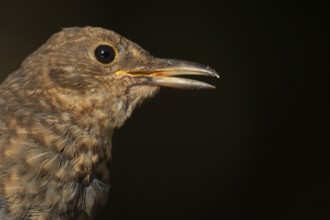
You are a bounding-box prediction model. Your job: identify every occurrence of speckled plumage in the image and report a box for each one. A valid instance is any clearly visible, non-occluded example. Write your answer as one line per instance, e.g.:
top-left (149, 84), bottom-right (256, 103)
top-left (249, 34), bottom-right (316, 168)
top-left (0, 27), bottom-right (218, 219)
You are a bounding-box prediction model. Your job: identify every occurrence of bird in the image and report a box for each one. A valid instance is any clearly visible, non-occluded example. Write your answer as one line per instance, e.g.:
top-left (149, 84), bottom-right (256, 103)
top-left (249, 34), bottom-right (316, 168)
top-left (0, 26), bottom-right (218, 219)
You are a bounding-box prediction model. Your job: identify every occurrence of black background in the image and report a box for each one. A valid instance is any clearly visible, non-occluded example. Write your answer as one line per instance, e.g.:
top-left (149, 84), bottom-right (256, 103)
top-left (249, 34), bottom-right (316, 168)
top-left (0, 1), bottom-right (328, 219)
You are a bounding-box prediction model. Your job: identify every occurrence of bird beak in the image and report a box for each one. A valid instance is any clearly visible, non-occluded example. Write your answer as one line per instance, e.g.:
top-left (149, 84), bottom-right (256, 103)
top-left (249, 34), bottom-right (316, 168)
top-left (117, 59), bottom-right (219, 89)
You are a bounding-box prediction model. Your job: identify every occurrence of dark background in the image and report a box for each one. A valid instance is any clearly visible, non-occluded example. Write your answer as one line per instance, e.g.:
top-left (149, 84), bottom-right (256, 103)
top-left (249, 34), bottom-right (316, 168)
top-left (0, 1), bottom-right (328, 219)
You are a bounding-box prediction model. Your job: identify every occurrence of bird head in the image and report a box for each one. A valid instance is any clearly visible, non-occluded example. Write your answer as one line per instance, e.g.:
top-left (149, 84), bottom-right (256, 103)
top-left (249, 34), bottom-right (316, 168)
top-left (14, 27), bottom-right (218, 129)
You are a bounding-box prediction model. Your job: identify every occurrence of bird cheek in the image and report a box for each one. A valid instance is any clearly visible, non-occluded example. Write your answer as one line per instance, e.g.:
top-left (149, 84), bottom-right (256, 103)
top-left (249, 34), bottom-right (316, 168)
top-left (48, 68), bottom-right (92, 91)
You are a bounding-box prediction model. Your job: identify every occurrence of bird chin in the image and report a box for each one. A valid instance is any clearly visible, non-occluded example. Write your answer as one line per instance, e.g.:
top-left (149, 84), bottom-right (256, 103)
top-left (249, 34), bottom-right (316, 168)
top-left (118, 85), bottom-right (159, 124)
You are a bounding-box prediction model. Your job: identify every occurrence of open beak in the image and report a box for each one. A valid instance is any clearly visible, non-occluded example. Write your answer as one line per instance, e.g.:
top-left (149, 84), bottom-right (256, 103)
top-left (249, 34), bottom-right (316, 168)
top-left (117, 58), bottom-right (219, 89)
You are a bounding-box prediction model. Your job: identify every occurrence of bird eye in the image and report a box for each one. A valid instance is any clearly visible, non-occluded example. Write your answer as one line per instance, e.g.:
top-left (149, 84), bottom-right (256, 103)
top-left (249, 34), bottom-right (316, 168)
top-left (94, 45), bottom-right (116, 64)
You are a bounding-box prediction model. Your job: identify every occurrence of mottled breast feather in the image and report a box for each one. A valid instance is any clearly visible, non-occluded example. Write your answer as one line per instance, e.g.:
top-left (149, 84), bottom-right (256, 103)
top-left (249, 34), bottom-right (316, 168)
top-left (0, 71), bottom-right (113, 219)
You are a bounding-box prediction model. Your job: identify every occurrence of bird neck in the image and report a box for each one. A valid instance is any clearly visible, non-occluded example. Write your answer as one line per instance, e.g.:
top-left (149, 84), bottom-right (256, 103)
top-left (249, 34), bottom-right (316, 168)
top-left (1, 71), bottom-right (155, 185)
top-left (31, 89), bottom-right (118, 184)
top-left (1, 79), bottom-right (117, 185)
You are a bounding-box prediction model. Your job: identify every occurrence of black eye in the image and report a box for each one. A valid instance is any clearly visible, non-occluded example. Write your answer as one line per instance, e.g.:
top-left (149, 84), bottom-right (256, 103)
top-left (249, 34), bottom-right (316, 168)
top-left (94, 45), bottom-right (116, 64)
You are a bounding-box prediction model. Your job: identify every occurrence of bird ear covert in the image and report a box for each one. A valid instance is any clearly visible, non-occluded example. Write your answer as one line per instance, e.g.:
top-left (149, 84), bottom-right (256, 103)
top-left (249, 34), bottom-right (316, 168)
top-left (94, 44), bottom-right (116, 64)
